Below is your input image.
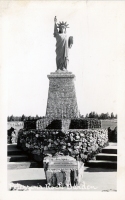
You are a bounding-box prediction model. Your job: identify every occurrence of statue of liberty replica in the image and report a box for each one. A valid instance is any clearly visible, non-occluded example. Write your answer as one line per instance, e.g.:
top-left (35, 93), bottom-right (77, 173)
top-left (45, 16), bottom-right (79, 122)
top-left (54, 16), bottom-right (73, 71)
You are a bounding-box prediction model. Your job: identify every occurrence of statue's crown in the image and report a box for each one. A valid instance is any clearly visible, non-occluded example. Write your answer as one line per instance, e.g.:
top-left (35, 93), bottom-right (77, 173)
top-left (57, 21), bottom-right (69, 29)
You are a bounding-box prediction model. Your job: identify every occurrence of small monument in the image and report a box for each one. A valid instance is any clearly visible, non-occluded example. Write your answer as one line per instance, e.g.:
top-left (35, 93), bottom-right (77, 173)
top-left (46, 17), bottom-right (79, 121)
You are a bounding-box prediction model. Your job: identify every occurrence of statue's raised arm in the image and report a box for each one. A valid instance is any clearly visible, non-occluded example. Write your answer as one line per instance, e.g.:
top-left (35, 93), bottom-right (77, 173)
top-left (53, 16), bottom-right (73, 71)
top-left (54, 16), bottom-right (58, 37)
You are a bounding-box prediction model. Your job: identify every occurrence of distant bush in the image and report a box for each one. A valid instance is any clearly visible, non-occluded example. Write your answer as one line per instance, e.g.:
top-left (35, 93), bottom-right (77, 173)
top-left (108, 127), bottom-right (117, 142)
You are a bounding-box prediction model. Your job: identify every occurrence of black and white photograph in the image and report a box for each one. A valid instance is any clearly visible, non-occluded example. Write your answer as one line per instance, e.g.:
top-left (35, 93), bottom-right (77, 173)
top-left (1, 0), bottom-right (125, 199)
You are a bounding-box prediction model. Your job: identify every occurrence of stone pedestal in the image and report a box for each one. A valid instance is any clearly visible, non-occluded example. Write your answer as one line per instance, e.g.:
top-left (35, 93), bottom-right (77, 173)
top-left (46, 71), bottom-right (79, 119)
top-left (43, 155), bottom-right (84, 187)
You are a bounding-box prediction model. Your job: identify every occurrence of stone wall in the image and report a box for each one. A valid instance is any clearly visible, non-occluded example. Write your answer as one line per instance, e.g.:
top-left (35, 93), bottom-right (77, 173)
top-left (36, 118), bottom-right (101, 130)
top-left (36, 118), bottom-right (53, 130)
top-left (17, 129), bottom-right (108, 164)
top-left (46, 71), bottom-right (79, 119)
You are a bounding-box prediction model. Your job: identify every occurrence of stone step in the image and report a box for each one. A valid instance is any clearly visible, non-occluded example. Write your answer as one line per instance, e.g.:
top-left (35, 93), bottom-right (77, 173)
top-left (102, 147), bottom-right (117, 154)
top-left (86, 160), bottom-right (117, 169)
top-left (8, 144), bottom-right (19, 149)
top-left (7, 155), bottom-right (29, 162)
top-left (7, 144), bottom-right (41, 170)
top-left (8, 161), bottom-right (40, 170)
top-left (7, 144), bottom-right (24, 156)
top-left (109, 142), bottom-right (117, 146)
top-left (7, 144), bottom-right (18, 148)
top-left (8, 149), bottom-right (24, 156)
top-left (96, 153), bottom-right (117, 161)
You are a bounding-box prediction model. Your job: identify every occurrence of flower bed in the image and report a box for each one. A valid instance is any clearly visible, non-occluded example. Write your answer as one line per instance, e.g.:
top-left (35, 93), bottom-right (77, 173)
top-left (17, 129), bottom-right (108, 165)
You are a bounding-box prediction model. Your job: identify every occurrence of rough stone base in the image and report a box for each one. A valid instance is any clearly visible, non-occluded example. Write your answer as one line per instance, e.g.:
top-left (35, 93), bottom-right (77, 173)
top-left (46, 71), bottom-right (79, 119)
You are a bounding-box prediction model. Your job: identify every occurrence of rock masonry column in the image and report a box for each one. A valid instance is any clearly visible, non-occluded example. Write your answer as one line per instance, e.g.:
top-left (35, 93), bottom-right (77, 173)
top-left (46, 71), bottom-right (79, 119)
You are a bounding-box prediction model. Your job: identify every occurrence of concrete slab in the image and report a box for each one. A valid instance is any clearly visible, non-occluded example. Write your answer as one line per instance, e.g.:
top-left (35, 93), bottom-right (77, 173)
top-left (104, 146), bottom-right (117, 149)
top-left (7, 167), bottom-right (117, 191)
top-left (8, 155), bottom-right (29, 162)
top-left (8, 162), bottom-right (39, 170)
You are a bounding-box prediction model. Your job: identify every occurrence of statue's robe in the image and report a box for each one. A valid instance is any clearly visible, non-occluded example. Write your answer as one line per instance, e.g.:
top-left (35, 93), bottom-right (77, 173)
top-left (55, 33), bottom-right (69, 70)
top-left (54, 25), bottom-right (69, 70)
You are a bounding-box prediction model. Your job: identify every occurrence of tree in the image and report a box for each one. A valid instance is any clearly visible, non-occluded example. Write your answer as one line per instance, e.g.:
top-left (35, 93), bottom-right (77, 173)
top-left (111, 112), bottom-right (114, 119)
top-left (28, 116), bottom-right (32, 120)
top-left (95, 113), bottom-right (98, 118)
top-left (21, 114), bottom-right (26, 121)
top-left (85, 114), bottom-right (89, 118)
top-left (99, 113), bottom-right (106, 119)
top-left (10, 115), bottom-right (14, 121)
top-left (7, 116), bottom-right (10, 121)
top-left (106, 112), bottom-right (110, 119)
top-left (14, 116), bottom-right (18, 121)
top-left (89, 112), bottom-right (96, 118)
top-left (35, 115), bottom-right (39, 119)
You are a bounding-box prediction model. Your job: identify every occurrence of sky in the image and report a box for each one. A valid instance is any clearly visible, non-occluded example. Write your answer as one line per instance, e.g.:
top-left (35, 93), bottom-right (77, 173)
top-left (2, 0), bottom-right (125, 117)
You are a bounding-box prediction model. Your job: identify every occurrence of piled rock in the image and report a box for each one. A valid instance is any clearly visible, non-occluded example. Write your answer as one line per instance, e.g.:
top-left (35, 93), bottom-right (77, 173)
top-left (43, 155), bottom-right (84, 187)
top-left (17, 129), bottom-right (108, 163)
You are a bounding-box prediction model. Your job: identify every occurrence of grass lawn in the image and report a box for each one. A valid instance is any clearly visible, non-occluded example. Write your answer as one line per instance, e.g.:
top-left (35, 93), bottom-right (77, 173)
top-left (101, 119), bottom-right (117, 130)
